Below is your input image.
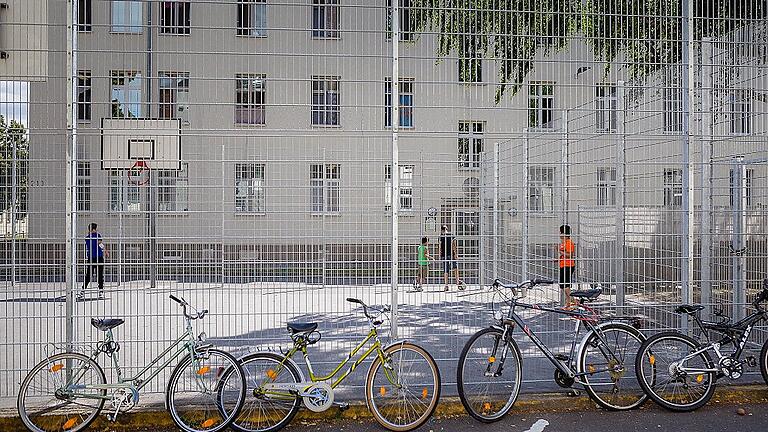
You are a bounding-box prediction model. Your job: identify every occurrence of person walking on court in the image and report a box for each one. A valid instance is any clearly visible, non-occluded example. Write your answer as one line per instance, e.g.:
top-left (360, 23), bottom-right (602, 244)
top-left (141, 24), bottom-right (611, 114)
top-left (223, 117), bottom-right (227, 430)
top-left (439, 225), bottom-right (465, 292)
top-left (414, 237), bottom-right (433, 292)
top-left (79, 223), bottom-right (109, 300)
top-left (558, 224), bottom-right (576, 306)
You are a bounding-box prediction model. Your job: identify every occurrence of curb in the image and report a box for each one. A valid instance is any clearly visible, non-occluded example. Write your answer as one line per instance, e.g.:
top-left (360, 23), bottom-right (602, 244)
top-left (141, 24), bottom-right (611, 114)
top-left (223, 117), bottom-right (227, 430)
top-left (2, 385), bottom-right (767, 431)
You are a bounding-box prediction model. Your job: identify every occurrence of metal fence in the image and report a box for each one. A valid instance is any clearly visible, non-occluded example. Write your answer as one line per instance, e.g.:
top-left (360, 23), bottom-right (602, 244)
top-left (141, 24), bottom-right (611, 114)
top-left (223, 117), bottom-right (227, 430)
top-left (1, 0), bottom-right (768, 407)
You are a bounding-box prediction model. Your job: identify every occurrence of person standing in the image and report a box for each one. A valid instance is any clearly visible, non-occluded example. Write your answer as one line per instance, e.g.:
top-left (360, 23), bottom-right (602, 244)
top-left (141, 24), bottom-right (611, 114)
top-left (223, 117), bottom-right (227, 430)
top-left (558, 224), bottom-right (576, 306)
top-left (439, 225), bottom-right (465, 292)
top-left (79, 223), bottom-right (109, 300)
top-left (414, 237), bottom-right (433, 292)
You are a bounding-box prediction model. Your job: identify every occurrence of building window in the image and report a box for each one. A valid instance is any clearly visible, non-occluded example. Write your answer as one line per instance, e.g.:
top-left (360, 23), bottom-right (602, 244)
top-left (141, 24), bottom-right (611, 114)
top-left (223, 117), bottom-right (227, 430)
top-left (528, 166), bottom-right (554, 212)
top-left (235, 74), bottom-right (266, 125)
top-left (78, 0), bottom-right (92, 32)
top-left (111, 0), bottom-right (143, 33)
top-left (159, 72), bottom-right (190, 122)
top-left (729, 90), bottom-right (751, 135)
top-left (385, 78), bottom-right (413, 128)
top-left (160, 1), bottom-right (191, 35)
top-left (77, 71), bottom-right (92, 122)
top-left (237, 0), bottom-right (267, 37)
top-left (111, 70), bottom-right (142, 118)
top-left (529, 82), bottom-right (555, 129)
top-left (595, 84), bottom-right (617, 133)
top-left (596, 167), bottom-right (617, 206)
top-left (663, 86), bottom-right (683, 133)
top-left (158, 164), bottom-right (189, 211)
top-left (312, 0), bottom-right (339, 39)
top-left (458, 121), bottom-right (483, 169)
top-left (663, 168), bottom-right (683, 207)
top-left (730, 167), bottom-right (754, 207)
top-left (76, 162), bottom-right (91, 211)
top-left (311, 76), bottom-right (340, 126)
top-left (386, 0), bottom-right (413, 41)
top-left (310, 164), bottom-right (340, 214)
top-left (234, 163), bottom-right (265, 213)
top-left (453, 210), bottom-right (479, 237)
top-left (109, 170), bottom-right (142, 212)
top-left (385, 165), bottom-right (414, 210)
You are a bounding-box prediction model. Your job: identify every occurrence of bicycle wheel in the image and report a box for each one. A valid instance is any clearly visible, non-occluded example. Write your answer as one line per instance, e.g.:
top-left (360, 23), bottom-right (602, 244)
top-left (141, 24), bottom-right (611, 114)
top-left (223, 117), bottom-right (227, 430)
top-left (635, 331), bottom-right (716, 412)
top-left (17, 352), bottom-right (107, 432)
top-left (228, 352), bottom-right (303, 432)
top-left (366, 342), bottom-right (441, 432)
top-left (457, 327), bottom-right (522, 423)
top-left (166, 347), bottom-right (246, 432)
top-left (760, 338), bottom-right (768, 387)
top-left (578, 322), bottom-right (648, 410)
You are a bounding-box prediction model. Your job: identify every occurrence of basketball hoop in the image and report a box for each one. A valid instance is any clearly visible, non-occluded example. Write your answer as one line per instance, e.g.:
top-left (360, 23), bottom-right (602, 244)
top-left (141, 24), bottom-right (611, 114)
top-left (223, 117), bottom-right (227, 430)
top-left (128, 160), bottom-right (151, 186)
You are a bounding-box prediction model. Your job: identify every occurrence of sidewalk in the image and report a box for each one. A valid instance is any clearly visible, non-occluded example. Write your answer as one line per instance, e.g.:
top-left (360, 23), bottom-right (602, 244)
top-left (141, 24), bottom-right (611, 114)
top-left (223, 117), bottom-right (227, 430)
top-left (3, 385), bottom-right (766, 431)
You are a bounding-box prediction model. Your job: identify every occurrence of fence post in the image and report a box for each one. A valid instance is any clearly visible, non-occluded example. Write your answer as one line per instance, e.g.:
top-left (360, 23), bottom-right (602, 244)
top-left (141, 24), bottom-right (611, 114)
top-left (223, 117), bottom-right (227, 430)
top-left (66, 0), bottom-right (78, 350)
top-left (390, 0), bottom-right (400, 339)
top-left (732, 156), bottom-right (747, 321)
top-left (493, 141), bottom-right (500, 282)
top-left (10, 97), bottom-right (17, 287)
top-left (561, 110), bottom-right (569, 223)
top-left (522, 129), bottom-right (529, 280)
top-left (616, 81), bottom-right (627, 307)
top-left (681, 0), bottom-right (696, 312)
top-left (700, 39), bottom-right (714, 318)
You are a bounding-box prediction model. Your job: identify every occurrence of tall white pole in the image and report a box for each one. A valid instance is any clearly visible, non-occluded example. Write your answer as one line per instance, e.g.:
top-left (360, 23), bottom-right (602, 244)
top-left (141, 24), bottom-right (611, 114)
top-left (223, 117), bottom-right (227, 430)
top-left (66, 0), bottom-right (78, 349)
top-left (390, 0), bottom-right (400, 338)
top-left (681, 0), bottom-right (695, 310)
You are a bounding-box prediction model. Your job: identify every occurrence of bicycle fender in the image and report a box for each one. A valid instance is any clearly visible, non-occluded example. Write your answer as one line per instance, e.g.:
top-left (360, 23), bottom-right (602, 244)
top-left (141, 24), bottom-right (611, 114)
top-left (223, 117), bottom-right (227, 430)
top-left (574, 321), bottom-right (643, 373)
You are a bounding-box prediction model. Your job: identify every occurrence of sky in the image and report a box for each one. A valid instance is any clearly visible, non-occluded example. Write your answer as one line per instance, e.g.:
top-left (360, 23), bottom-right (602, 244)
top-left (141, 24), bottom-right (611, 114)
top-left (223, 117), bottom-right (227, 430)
top-left (0, 81), bottom-right (29, 126)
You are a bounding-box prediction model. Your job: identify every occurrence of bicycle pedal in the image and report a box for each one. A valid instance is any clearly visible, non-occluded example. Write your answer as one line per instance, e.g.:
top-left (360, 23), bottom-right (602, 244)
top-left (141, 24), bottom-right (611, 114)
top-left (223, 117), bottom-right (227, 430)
top-left (554, 354), bottom-right (569, 361)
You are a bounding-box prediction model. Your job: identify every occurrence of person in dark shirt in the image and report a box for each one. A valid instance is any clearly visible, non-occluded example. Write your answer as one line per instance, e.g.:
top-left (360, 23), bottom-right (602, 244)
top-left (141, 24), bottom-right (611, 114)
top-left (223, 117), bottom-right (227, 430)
top-left (439, 225), bottom-right (465, 292)
top-left (78, 223), bottom-right (109, 300)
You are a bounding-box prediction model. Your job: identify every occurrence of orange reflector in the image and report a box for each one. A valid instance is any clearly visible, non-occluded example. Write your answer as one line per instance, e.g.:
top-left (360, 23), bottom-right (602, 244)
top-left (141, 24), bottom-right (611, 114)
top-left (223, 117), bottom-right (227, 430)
top-left (696, 374), bottom-right (704, 383)
top-left (488, 356), bottom-right (496, 363)
top-left (201, 418), bottom-right (216, 428)
top-left (649, 355), bottom-right (656, 365)
top-left (266, 369), bottom-right (277, 380)
top-left (197, 366), bottom-right (210, 376)
top-left (483, 402), bottom-right (491, 411)
top-left (421, 388), bottom-right (428, 399)
top-left (588, 365), bottom-right (596, 373)
top-left (380, 386), bottom-right (387, 396)
top-left (63, 418), bottom-right (77, 429)
top-left (50, 364), bottom-right (64, 373)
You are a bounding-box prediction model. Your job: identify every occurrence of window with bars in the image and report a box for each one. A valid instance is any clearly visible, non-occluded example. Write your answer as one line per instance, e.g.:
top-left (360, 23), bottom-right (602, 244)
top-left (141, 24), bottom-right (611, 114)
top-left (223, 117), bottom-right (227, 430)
top-left (730, 167), bottom-right (754, 208)
top-left (160, 1), bottom-right (191, 35)
top-left (235, 163), bottom-right (266, 213)
top-left (596, 167), bottom-right (617, 206)
top-left (159, 72), bottom-right (190, 122)
top-left (310, 164), bottom-right (340, 214)
top-left (384, 165), bottom-right (414, 211)
top-left (384, 78), bottom-right (413, 128)
top-left (458, 121), bottom-right (483, 169)
top-left (595, 84), bottom-right (617, 133)
top-left (158, 164), bottom-right (189, 212)
top-left (78, 0), bottom-right (92, 32)
top-left (529, 82), bottom-right (555, 129)
top-left (663, 86), bottom-right (683, 133)
top-left (528, 166), bottom-right (554, 212)
top-left (111, 0), bottom-right (143, 33)
top-left (235, 74), bottom-right (266, 125)
top-left (77, 71), bottom-right (91, 122)
top-left (76, 162), bottom-right (91, 211)
top-left (109, 171), bottom-right (141, 212)
top-left (237, 0), bottom-right (267, 37)
top-left (663, 168), bottom-right (683, 207)
top-left (311, 76), bottom-right (340, 126)
top-left (312, 0), bottom-right (340, 39)
top-left (386, 0), bottom-right (414, 41)
top-left (729, 89), bottom-right (751, 135)
top-left (111, 70), bottom-right (142, 118)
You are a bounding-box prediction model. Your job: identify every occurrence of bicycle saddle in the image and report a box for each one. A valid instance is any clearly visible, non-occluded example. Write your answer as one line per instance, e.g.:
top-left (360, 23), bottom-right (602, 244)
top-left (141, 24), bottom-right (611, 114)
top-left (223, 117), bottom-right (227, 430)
top-left (91, 318), bottom-right (125, 331)
top-left (287, 322), bottom-right (318, 334)
top-left (571, 288), bottom-right (602, 301)
top-left (674, 304), bottom-right (705, 315)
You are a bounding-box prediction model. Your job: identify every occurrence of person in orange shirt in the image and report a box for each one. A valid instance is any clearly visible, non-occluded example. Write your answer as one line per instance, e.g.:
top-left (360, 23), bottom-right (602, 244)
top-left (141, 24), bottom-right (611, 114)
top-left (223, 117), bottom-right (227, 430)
top-left (558, 224), bottom-right (576, 306)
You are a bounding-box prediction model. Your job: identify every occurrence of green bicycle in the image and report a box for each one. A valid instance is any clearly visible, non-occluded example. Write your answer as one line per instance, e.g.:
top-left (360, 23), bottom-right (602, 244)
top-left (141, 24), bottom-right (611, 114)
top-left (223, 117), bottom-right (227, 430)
top-left (17, 295), bottom-right (246, 432)
top-left (225, 297), bottom-right (441, 432)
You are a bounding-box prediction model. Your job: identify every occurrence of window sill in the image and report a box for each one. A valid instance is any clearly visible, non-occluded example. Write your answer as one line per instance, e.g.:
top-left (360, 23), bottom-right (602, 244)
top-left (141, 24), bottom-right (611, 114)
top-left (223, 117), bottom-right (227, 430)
top-left (385, 126), bottom-right (415, 130)
top-left (595, 129), bottom-right (617, 134)
top-left (311, 124), bottom-right (342, 128)
top-left (77, 120), bottom-right (92, 124)
top-left (312, 36), bottom-right (342, 40)
top-left (234, 123), bottom-right (267, 128)
top-left (159, 32), bottom-right (191, 37)
top-left (384, 209), bottom-right (416, 216)
top-left (527, 127), bottom-right (558, 133)
top-left (109, 31), bottom-right (144, 35)
top-left (158, 211), bottom-right (190, 217)
top-left (234, 212), bottom-right (267, 216)
top-left (236, 34), bottom-right (268, 39)
top-left (311, 212), bottom-right (342, 217)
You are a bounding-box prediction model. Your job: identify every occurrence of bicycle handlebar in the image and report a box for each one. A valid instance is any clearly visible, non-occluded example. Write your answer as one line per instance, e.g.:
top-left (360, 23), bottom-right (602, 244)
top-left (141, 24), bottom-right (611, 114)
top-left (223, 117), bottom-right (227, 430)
top-left (492, 278), bottom-right (555, 290)
top-left (169, 295), bottom-right (207, 320)
top-left (346, 298), bottom-right (389, 323)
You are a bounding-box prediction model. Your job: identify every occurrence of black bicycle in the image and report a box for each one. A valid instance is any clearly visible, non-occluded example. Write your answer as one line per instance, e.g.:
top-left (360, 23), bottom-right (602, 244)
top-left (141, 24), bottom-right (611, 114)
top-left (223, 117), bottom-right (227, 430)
top-left (457, 278), bottom-right (648, 423)
top-left (635, 278), bottom-right (768, 412)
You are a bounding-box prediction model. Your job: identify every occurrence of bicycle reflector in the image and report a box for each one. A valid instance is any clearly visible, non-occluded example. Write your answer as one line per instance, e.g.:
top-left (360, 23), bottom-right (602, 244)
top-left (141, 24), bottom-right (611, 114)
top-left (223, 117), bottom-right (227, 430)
top-left (380, 386), bottom-right (387, 396)
top-left (196, 366), bottom-right (210, 375)
top-left (201, 418), bottom-right (216, 428)
top-left (696, 374), bottom-right (704, 383)
top-left (488, 356), bottom-right (496, 363)
top-left (63, 418), bottom-right (77, 430)
top-left (50, 364), bottom-right (64, 373)
top-left (266, 369), bottom-right (277, 379)
top-left (422, 388), bottom-right (429, 399)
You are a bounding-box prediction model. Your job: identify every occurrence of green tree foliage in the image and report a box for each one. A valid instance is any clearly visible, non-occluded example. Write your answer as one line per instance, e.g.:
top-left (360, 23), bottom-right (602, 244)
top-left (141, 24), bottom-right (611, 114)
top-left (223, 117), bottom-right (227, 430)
top-left (408, 0), bottom-right (768, 103)
top-left (0, 115), bottom-right (29, 216)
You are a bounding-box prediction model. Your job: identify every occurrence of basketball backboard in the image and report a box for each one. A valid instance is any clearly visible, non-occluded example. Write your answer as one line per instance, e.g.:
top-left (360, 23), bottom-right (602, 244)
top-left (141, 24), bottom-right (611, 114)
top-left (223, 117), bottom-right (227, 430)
top-left (101, 118), bottom-right (182, 170)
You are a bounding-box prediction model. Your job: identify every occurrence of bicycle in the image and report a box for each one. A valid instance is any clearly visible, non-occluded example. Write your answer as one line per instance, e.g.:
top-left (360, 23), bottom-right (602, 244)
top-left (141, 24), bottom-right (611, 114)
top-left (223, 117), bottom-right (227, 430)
top-left (17, 295), bottom-right (247, 432)
top-left (224, 297), bottom-right (441, 432)
top-left (635, 278), bottom-right (768, 412)
top-left (457, 278), bottom-right (649, 423)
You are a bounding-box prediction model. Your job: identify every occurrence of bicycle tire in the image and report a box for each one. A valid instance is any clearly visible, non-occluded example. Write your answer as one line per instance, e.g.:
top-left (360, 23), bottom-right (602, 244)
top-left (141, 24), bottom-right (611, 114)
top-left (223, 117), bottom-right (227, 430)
top-left (166, 347), bottom-right (246, 432)
top-left (17, 352), bottom-right (107, 432)
top-left (227, 352), bottom-right (303, 432)
top-left (635, 331), bottom-right (716, 412)
top-left (457, 327), bottom-right (522, 423)
top-left (578, 322), bottom-right (648, 410)
top-left (760, 338), bottom-right (768, 387)
top-left (366, 342), bottom-right (441, 432)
